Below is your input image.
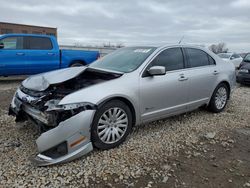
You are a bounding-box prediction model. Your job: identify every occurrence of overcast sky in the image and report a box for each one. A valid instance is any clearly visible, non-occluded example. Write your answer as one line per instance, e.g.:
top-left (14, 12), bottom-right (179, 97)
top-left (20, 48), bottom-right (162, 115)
top-left (1, 0), bottom-right (250, 52)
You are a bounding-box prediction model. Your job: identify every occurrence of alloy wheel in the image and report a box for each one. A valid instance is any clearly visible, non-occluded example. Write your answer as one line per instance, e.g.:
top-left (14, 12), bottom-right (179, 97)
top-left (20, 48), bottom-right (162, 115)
top-left (97, 107), bottom-right (128, 144)
top-left (215, 87), bottom-right (227, 110)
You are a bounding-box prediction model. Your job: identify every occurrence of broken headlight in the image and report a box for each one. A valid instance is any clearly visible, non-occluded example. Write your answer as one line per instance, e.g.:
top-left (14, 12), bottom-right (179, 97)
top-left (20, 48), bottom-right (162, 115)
top-left (58, 102), bottom-right (97, 111)
top-left (45, 100), bottom-right (97, 112)
top-left (44, 100), bottom-right (97, 125)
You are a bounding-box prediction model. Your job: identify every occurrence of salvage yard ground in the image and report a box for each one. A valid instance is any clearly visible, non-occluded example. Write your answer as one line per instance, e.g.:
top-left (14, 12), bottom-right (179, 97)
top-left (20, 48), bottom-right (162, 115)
top-left (0, 77), bottom-right (249, 188)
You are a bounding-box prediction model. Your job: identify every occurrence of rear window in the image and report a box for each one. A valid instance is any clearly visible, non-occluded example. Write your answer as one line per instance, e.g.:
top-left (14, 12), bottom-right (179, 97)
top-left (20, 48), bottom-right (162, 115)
top-left (218, 53), bottom-right (231, 59)
top-left (232, 54), bottom-right (241, 59)
top-left (26, 37), bottom-right (53, 50)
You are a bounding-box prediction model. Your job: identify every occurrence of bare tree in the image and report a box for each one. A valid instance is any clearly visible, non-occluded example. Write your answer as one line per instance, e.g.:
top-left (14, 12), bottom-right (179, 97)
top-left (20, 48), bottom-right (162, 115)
top-left (209, 43), bottom-right (229, 54)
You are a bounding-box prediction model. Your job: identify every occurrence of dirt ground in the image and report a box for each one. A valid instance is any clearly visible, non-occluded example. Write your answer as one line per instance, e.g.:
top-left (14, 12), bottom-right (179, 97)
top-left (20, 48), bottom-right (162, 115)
top-left (164, 128), bottom-right (250, 188)
top-left (0, 77), bottom-right (249, 188)
top-left (96, 128), bottom-right (250, 188)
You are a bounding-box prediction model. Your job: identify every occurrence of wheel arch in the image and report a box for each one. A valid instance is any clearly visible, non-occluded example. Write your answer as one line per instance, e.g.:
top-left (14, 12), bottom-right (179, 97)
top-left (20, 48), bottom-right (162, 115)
top-left (98, 97), bottom-right (137, 127)
top-left (218, 80), bottom-right (231, 99)
top-left (208, 80), bottom-right (231, 106)
top-left (69, 60), bottom-right (86, 67)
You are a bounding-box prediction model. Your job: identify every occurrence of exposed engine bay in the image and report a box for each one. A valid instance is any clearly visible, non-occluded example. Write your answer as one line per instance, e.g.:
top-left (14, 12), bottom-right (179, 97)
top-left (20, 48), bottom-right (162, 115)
top-left (10, 68), bottom-right (122, 132)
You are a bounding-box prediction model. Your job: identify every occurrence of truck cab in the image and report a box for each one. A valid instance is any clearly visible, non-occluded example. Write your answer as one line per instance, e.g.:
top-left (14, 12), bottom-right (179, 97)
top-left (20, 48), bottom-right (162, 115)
top-left (0, 34), bottom-right (100, 76)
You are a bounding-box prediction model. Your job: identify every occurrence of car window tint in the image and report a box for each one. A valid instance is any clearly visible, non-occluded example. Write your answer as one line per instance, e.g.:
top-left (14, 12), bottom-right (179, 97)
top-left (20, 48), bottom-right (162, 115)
top-left (27, 37), bottom-right (52, 50)
top-left (0, 37), bottom-right (23, 49)
top-left (150, 48), bottom-right (184, 71)
top-left (186, 48), bottom-right (210, 68)
top-left (208, 55), bottom-right (216, 65)
top-left (232, 54), bottom-right (240, 58)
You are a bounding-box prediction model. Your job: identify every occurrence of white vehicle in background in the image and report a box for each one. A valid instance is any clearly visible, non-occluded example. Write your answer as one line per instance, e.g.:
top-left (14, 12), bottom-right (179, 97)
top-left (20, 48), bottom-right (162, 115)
top-left (218, 53), bottom-right (243, 69)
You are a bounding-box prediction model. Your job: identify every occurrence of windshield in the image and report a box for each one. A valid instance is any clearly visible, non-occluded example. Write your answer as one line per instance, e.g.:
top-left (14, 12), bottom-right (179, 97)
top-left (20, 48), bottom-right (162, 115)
top-left (218, 53), bottom-right (231, 59)
top-left (89, 47), bottom-right (156, 73)
top-left (244, 54), bottom-right (250, 62)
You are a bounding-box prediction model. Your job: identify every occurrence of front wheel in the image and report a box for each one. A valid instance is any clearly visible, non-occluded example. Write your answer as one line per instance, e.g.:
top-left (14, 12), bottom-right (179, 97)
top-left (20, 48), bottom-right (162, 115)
top-left (208, 83), bottom-right (229, 113)
top-left (91, 100), bottom-right (132, 150)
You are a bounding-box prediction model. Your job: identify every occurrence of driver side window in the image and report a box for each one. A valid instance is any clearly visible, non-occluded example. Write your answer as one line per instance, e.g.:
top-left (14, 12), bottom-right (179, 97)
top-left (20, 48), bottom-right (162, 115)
top-left (0, 37), bottom-right (24, 50)
top-left (150, 48), bottom-right (185, 71)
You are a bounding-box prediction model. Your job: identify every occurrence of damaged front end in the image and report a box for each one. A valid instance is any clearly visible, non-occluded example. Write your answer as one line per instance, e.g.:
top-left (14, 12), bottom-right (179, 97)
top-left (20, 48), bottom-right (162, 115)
top-left (9, 68), bottom-right (122, 166)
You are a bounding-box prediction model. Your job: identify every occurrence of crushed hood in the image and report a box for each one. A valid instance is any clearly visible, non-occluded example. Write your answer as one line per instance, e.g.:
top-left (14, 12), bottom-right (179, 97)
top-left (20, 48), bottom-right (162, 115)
top-left (22, 67), bottom-right (87, 91)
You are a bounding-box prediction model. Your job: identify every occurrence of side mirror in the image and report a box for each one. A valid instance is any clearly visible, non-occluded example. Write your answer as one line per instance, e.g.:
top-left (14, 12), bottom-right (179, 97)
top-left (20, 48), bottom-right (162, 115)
top-left (0, 43), bottom-right (4, 49)
top-left (148, 66), bottom-right (166, 76)
top-left (230, 56), bottom-right (235, 60)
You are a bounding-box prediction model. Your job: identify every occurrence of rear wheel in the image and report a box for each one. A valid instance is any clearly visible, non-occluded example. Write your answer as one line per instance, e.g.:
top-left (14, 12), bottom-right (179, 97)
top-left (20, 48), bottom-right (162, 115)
top-left (91, 100), bottom-right (132, 150)
top-left (208, 83), bottom-right (229, 113)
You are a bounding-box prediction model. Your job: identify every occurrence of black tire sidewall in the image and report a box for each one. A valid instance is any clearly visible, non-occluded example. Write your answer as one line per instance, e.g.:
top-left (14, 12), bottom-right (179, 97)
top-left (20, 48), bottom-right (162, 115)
top-left (209, 83), bottom-right (229, 113)
top-left (91, 100), bottom-right (132, 150)
top-left (70, 62), bottom-right (83, 67)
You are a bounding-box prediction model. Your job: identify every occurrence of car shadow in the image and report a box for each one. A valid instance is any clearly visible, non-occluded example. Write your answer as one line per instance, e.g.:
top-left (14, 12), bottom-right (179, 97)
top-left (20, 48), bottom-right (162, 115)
top-left (0, 76), bottom-right (27, 84)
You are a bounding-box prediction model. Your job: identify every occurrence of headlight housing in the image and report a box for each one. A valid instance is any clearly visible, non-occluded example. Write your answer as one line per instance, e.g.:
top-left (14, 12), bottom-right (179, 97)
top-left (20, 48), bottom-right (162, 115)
top-left (45, 100), bottom-right (97, 111)
top-left (58, 102), bottom-right (97, 111)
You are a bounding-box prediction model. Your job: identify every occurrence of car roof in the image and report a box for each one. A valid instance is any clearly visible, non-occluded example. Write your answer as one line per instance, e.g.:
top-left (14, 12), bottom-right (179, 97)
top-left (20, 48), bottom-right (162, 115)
top-left (156, 44), bottom-right (209, 51)
top-left (0, 33), bottom-right (52, 38)
top-left (218, 52), bottom-right (233, 55)
top-left (127, 44), bottom-right (213, 55)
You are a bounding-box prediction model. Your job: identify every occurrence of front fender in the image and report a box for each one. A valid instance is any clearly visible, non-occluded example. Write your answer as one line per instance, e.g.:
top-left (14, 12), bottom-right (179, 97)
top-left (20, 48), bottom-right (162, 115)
top-left (58, 77), bottom-right (140, 125)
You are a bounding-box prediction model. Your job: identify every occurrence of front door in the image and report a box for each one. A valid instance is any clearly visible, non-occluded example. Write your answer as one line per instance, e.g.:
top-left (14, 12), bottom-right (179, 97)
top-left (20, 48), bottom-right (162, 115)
top-left (139, 47), bottom-right (189, 123)
top-left (0, 36), bottom-right (28, 76)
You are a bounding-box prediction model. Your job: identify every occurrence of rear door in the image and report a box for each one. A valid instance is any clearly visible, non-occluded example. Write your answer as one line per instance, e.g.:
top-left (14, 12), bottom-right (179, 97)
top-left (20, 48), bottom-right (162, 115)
top-left (0, 36), bottom-right (28, 75)
top-left (184, 48), bottom-right (218, 109)
top-left (24, 36), bottom-right (60, 74)
top-left (139, 47), bottom-right (189, 123)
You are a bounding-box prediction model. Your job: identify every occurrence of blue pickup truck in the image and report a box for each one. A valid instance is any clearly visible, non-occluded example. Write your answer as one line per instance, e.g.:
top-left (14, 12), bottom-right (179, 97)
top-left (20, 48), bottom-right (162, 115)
top-left (0, 34), bottom-right (100, 76)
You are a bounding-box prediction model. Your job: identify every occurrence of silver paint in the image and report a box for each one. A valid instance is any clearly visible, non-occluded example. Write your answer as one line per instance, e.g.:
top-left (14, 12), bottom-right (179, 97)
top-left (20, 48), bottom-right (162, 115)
top-left (10, 44), bottom-right (236, 166)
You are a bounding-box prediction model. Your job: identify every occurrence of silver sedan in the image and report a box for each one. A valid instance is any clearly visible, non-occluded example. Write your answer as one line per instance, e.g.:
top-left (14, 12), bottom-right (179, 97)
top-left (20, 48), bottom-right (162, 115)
top-left (9, 45), bottom-right (236, 166)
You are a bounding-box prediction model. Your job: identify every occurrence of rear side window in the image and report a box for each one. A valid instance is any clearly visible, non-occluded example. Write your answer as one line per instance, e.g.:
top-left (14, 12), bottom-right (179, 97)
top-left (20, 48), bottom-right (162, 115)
top-left (208, 55), bottom-right (216, 65)
top-left (232, 54), bottom-right (241, 59)
top-left (0, 37), bottom-right (23, 49)
top-left (150, 48), bottom-right (184, 71)
top-left (26, 37), bottom-right (53, 50)
top-left (186, 48), bottom-right (212, 68)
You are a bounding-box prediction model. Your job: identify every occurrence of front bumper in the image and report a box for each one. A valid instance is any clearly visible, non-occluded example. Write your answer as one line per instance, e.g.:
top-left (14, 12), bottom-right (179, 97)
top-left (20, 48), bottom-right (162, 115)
top-left (31, 142), bottom-right (93, 166)
top-left (9, 88), bottom-right (96, 166)
top-left (236, 72), bottom-right (250, 85)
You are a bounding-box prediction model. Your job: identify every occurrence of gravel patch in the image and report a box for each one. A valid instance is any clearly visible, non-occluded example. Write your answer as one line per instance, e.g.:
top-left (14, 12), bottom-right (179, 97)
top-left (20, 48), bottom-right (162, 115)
top-left (0, 84), bottom-right (249, 187)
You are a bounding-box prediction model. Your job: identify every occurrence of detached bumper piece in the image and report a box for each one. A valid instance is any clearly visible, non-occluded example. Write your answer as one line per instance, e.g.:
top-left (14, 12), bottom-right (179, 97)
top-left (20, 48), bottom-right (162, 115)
top-left (9, 88), bottom-right (96, 166)
top-left (31, 142), bottom-right (93, 166)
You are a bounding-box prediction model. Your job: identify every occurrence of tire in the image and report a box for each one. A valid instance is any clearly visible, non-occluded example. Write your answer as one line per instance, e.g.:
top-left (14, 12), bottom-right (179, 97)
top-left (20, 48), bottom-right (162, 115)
top-left (208, 83), bottom-right (229, 113)
top-left (70, 61), bottom-right (84, 67)
top-left (91, 100), bottom-right (132, 150)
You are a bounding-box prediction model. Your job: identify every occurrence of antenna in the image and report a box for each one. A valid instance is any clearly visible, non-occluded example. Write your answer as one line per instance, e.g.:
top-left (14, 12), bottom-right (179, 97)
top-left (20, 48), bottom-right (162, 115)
top-left (178, 36), bottom-right (185, 44)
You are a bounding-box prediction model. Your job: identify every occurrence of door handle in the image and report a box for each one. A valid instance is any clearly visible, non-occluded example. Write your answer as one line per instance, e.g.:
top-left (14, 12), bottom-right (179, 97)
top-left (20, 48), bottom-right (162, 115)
top-left (213, 70), bottom-right (219, 75)
top-left (16, 52), bottom-right (25, 56)
top-left (178, 74), bottom-right (188, 81)
top-left (47, 52), bottom-right (55, 56)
